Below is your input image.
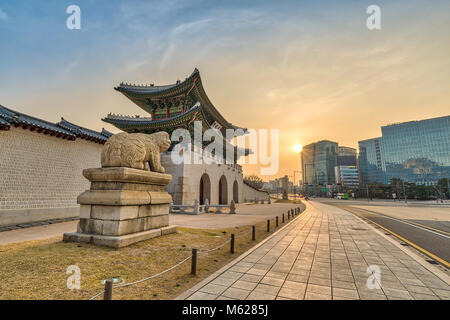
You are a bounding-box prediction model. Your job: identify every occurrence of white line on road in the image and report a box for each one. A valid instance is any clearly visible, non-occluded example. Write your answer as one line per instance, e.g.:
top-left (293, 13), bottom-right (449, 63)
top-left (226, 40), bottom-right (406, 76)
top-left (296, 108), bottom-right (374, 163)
top-left (358, 208), bottom-right (450, 239)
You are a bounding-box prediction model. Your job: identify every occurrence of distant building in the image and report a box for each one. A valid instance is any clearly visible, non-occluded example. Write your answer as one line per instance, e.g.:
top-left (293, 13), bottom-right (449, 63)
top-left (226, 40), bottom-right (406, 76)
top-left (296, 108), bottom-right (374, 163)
top-left (337, 146), bottom-right (357, 166)
top-left (358, 137), bottom-right (385, 185)
top-left (265, 176), bottom-right (294, 193)
top-left (381, 116), bottom-right (450, 185)
top-left (335, 165), bottom-right (359, 189)
top-left (358, 115), bottom-right (450, 186)
top-left (301, 140), bottom-right (338, 185)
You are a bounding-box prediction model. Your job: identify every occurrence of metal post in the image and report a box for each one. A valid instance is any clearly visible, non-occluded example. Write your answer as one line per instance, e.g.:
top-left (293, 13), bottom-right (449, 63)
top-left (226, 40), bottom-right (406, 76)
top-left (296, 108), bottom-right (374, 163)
top-left (230, 234), bottom-right (235, 254)
top-left (447, 178), bottom-right (450, 200)
top-left (402, 180), bottom-right (407, 203)
top-left (288, 212), bottom-right (290, 220)
top-left (276, 216), bottom-right (279, 227)
top-left (267, 219), bottom-right (270, 232)
top-left (191, 248), bottom-right (197, 276)
top-left (252, 226), bottom-right (256, 241)
top-left (104, 279), bottom-right (113, 300)
top-left (282, 213), bottom-right (285, 223)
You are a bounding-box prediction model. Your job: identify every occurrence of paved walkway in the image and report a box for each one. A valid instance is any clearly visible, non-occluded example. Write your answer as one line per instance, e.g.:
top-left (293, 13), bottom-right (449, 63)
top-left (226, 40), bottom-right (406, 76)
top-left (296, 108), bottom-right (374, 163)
top-left (177, 201), bottom-right (450, 300)
top-left (170, 203), bottom-right (300, 229)
top-left (0, 203), bottom-right (300, 245)
top-left (0, 221), bottom-right (78, 245)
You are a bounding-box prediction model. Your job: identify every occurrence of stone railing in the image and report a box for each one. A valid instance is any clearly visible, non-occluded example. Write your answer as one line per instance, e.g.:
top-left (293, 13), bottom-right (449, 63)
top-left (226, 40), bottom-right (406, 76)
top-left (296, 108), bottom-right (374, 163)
top-left (170, 200), bottom-right (236, 215)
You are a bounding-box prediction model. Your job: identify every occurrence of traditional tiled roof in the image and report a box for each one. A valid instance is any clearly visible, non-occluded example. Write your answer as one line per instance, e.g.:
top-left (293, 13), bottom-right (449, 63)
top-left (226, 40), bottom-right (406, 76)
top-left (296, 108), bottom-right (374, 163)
top-left (0, 105), bottom-right (111, 143)
top-left (57, 118), bottom-right (112, 142)
top-left (103, 104), bottom-right (206, 130)
top-left (0, 116), bottom-right (10, 129)
top-left (0, 105), bottom-right (75, 138)
top-left (112, 68), bottom-right (246, 132)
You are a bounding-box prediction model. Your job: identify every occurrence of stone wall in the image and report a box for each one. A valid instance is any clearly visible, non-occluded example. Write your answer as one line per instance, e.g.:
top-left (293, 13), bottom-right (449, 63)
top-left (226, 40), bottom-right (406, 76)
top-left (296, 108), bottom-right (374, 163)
top-left (0, 127), bottom-right (103, 226)
top-left (241, 181), bottom-right (269, 202)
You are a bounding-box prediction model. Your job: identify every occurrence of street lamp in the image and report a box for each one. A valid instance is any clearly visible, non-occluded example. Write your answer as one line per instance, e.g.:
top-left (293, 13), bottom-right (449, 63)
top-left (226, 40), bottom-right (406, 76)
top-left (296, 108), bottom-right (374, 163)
top-left (293, 170), bottom-right (302, 199)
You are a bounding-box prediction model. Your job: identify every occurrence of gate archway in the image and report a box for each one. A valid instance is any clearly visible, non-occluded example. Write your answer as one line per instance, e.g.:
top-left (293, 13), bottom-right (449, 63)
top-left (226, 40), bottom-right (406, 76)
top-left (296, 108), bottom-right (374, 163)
top-left (199, 173), bottom-right (211, 205)
top-left (218, 175), bottom-right (228, 204)
top-left (233, 180), bottom-right (239, 203)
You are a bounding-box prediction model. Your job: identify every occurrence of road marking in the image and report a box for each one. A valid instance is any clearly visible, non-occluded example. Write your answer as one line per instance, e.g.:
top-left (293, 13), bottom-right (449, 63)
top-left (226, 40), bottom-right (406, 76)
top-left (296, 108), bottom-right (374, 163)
top-left (354, 207), bottom-right (450, 238)
top-left (342, 206), bottom-right (450, 269)
top-left (405, 220), bottom-right (450, 236)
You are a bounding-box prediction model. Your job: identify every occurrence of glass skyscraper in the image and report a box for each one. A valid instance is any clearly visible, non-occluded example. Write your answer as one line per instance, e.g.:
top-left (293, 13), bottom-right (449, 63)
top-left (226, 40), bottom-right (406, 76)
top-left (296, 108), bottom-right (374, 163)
top-left (301, 140), bottom-right (338, 185)
top-left (358, 115), bottom-right (450, 185)
top-left (381, 116), bottom-right (450, 185)
top-left (358, 137), bottom-right (385, 185)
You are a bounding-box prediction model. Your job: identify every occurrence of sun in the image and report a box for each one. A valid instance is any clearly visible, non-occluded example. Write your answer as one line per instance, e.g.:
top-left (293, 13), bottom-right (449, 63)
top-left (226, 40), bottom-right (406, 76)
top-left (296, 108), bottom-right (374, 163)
top-left (293, 144), bottom-right (303, 153)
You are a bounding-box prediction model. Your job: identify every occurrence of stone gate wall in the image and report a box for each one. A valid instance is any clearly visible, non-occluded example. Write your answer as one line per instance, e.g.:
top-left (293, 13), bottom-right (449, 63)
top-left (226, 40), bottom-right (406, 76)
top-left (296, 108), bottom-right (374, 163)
top-left (242, 181), bottom-right (269, 202)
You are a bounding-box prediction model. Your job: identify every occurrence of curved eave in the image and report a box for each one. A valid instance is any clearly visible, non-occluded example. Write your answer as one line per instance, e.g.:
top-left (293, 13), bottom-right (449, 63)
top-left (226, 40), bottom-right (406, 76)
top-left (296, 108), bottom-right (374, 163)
top-left (102, 105), bottom-right (206, 130)
top-left (114, 69), bottom-right (199, 99)
top-left (115, 69), bottom-right (240, 131)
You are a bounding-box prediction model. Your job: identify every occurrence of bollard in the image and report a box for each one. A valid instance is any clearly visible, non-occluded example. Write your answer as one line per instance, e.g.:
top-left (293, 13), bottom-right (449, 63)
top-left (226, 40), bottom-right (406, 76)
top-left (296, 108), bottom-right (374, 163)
top-left (267, 219), bottom-right (270, 232)
top-left (191, 248), bottom-right (197, 276)
top-left (252, 226), bottom-right (256, 241)
top-left (288, 212), bottom-right (290, 220)
top-left (282, 213), bottom-right (285, 223)
top-left (104, 279), bottom-right (113, 300)
top-left (231, 234), bottom-right (235, 254)
top-left (276, 216), bottom-right (279, 227)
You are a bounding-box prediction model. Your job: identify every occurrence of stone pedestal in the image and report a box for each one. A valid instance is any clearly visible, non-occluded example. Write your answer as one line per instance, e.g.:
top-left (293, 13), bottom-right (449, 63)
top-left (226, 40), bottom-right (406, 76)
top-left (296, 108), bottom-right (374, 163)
top-left (63, 167), bottom-right (176, 248)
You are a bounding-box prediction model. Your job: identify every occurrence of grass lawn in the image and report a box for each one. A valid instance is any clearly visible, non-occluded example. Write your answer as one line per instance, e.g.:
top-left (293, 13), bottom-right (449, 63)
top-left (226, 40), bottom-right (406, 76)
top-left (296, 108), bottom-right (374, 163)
top-left (0, 207), bottom-right (304, 300)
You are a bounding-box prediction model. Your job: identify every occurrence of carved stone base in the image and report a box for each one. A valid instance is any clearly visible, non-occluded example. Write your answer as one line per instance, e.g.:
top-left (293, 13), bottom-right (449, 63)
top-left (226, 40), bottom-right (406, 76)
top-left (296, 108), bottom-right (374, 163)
top-left (63, 167), bottom-right (175, 248)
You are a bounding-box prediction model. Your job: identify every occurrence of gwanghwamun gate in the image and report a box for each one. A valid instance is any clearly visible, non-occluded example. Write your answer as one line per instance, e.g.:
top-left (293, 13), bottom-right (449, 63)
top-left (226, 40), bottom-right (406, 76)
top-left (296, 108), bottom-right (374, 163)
top-left (0, 69), bottom-right (268, 228)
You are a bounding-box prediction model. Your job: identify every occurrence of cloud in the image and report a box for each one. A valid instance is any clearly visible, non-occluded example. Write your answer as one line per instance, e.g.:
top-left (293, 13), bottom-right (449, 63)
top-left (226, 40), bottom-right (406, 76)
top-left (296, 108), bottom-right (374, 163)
top-left (0, 8), bottom-right (8, 21)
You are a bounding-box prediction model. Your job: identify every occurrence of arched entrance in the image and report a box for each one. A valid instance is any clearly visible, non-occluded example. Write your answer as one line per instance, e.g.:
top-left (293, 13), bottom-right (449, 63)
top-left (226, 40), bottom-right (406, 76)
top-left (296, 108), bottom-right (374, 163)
top-left (218, 175), bottom-right (228, 204)
top-left (199, 173), bottom-right (211, 205)
top-left (233, 180), bottom-right (239, 203)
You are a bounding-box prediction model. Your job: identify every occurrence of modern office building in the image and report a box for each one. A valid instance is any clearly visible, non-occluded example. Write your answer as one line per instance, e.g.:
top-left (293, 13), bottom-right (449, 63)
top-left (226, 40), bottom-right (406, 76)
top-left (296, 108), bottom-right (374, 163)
top-left (381, 116), bottom-right (450, 185)
top-left (335, 165), bottom-right (360, 188)
top-left (337, 146), bottom-right (357, 166)
top-left (301, 140), bottom-right (338, 185)
top-left (358, 115), bottom-right (450, 185)
top-left (358, 137), bottom-right (385, 185)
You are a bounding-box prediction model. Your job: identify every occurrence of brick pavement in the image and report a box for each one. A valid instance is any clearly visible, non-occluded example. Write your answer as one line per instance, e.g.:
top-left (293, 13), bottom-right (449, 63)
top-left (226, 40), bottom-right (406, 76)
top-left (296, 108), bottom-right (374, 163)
top-left (177, 201), bottom-right (450, 300)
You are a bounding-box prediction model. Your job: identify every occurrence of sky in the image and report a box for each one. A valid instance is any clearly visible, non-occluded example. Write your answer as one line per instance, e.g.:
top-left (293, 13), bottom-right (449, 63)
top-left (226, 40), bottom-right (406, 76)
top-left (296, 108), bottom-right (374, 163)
top-left (1, 0), bottom-right (449, 182)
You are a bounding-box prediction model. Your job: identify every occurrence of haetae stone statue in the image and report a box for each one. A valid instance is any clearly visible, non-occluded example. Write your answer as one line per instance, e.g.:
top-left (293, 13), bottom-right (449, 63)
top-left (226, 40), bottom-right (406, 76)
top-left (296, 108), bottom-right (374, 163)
top-left (101, 132), bottom-right (171, 172)
top-left (64, 131), bottom-right (176, 249)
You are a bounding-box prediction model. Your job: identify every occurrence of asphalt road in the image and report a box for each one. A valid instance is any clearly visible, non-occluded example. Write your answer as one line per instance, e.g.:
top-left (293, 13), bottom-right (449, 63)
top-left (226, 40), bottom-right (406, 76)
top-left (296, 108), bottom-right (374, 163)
top-left (323, 201), bottom-right (450, 267)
